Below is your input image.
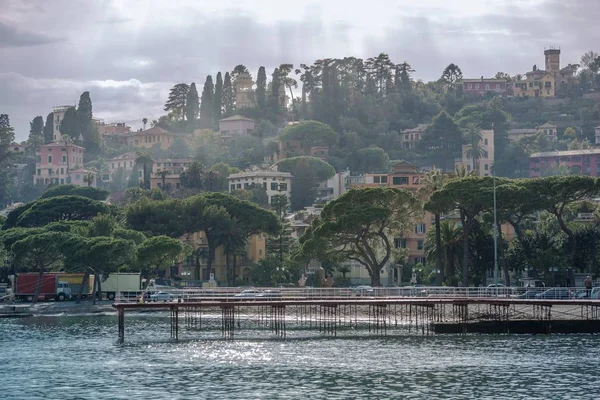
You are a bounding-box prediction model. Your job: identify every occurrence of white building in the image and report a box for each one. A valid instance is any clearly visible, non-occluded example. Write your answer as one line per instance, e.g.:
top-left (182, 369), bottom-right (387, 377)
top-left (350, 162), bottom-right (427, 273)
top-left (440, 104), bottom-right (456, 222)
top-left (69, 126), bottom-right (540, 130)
top-left (227, 165), bottom-right (292, 204)
top-left (51, 105), bottom-right (75, 142)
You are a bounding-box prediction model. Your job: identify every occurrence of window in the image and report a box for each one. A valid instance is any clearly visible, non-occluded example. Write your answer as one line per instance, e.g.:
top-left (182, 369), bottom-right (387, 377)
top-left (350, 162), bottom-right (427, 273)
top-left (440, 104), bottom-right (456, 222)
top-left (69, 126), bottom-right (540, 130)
top-left (262, 182), bottom-right (267, 189)
top-left (60, 179), bottom-right (64, 184)
top-left (467, 83), bottom-right (472, 89)
top-left (48, 168), bottom-right (53, 175)
top-left (62, 155), bottom-right (66, 162)
top-left (496, 84), bottom-right (501, 89)
top-left (36, 155), bottom-right (41, 162)
top-left (118, 162), bottom-right (121, 168)
top-left (237, 184), bottom-right (241, 189)
top-left (528, 82), bottom-right (533, 88)
top-left (37, 169), bottom-right (41, 175)
top-left (279, 183), bottom-right (288, 191)
top-left (75, 174), bottom-right (80, 180)
top-left (129, 161), bottom-right (133, 167)
top-left (394, 238), bottom-right (407, 249)
top-left (230, 184), bottom-right (235, 191)
top-left (271, 182), bottom-right (278, 190)
top-left (392, 176), bottom-right (409, 185)
top-left (412, 176), bottom-right (420, 185)
top-left (417, 240), bottom-right (424, 250)
top-left (475, 84), bottom-right (480, 89)
top-left (374, 175), bottom-right (387, 184)
top-left (112, 163), bottom-right (115, 169)
top-left (415, 223), bottom-right (426, 234)
top-left (176, 183), bottom-right (181, 189)
top-left (484, 138), bottom-right (488, 145)
top-left (485, 84), bottom-right (489, 90)
top-left (60, 168), bottom-right (64, 174)
top-left (485, 164), bottom-right (489, 171)
top-left (48, 155), bottom-right (52, 163)
top-left (244, 183), bottom-right (249, 189)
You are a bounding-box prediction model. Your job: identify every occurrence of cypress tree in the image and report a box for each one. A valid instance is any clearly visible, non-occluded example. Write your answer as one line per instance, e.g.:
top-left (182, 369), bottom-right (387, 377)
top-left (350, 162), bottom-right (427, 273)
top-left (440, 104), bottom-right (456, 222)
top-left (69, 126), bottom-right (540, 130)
top-left (222, 72), bottom-right (234, 114)
top-left (214, 72), bottom-right (223, 122)
top-left (28, 116), bottom-right (44, 149)
top-left (269, 68), bottom-right (281, 111)
top-left (43, 112), bottom-right (54, 143)
top-left (59, 107), bottom-right (79, 141)
top-left (200, 75), bottom-right (215, 128)
top-left (256, 66), bottom-right (267, 109)
top-left (185, 82), bottom-right (199, 122)
top-left (77, 91), bottom-right (98, 150)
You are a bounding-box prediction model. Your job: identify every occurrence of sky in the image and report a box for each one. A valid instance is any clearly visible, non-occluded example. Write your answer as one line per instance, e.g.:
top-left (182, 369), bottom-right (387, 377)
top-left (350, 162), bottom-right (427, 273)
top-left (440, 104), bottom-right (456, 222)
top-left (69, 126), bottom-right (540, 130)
top-left (1, 0), bottom-right (599, 141)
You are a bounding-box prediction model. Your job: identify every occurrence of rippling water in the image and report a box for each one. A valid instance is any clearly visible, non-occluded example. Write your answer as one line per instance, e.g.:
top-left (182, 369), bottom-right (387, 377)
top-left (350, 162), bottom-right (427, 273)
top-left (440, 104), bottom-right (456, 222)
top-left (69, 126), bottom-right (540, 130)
top-left (1, 314), bottom-right (599, 399)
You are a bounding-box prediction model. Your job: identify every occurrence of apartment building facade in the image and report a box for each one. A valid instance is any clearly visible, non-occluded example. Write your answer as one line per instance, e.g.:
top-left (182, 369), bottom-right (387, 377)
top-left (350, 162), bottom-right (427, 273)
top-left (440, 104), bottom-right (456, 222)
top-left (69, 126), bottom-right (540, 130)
top-left (34, 141), bottom-right (86, 186)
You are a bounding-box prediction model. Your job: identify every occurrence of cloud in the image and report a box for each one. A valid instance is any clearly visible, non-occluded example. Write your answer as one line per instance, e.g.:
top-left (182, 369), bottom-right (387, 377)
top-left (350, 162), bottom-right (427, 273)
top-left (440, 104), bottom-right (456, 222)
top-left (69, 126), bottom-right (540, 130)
top-left (0, 22), bottom-right (63, 48)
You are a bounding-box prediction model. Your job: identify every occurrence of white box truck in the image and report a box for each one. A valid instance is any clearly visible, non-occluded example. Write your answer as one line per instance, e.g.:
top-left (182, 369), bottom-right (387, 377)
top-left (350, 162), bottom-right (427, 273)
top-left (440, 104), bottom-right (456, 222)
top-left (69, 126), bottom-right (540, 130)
top-left (101, 273), bottom-right (142, 300)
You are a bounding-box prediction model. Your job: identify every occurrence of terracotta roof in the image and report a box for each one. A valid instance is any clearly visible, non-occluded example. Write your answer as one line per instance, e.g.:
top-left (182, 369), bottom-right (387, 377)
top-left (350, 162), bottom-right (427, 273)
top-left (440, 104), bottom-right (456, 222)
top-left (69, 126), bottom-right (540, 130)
top-left (133, 126), bottom-right (172, 136)
top-left (219, 115), bottom-right (255, 122)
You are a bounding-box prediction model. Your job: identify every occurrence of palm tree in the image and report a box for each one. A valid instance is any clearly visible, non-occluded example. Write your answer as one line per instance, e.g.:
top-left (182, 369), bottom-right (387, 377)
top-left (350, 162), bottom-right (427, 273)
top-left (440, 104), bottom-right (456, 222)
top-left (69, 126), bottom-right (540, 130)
top-left (142, 118), bottom-right (148, 130)
top-left (419, 168), bottom-right (446, 284)
top-left (135, 151), bottom-right (154, 189)
top-left (221, 220), bottom-right (248, 286)
top-left (180, 161), bottom-right (204, 189)
top-left (464, 123), bottom-right (484, 174)
top-left (424, 220), bottom-right (462, 285)
top-left (336, 265), bottom-right (351, 279)
top-left (203, 169), bottom-right (221, 192)
top-left (83, 171), bottom-right (95, 187)
top-left (156, 169), bottom-right (170, 191)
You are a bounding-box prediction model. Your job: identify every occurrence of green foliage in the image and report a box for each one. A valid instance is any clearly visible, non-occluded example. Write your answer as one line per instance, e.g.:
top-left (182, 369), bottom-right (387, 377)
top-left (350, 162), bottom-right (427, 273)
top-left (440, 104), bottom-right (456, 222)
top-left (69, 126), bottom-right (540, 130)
top-left (222, 72), bottom-right (234, 114)
top-left (200, 75), bottom-right (215, 128)
top-left (164, 83), bottom-right (190, 120)
top-left (231, 184), bottom-right (268, 208)
top-left (8, 196), bottom-right (109, 228)
top-left (136, 235), bottom-right (183, 270)
top-left (185, 82), bottom-right (199, 123)
top-left (279, 120), bottom-right (339, 148)
top-left (297, 187), bottom-right (422, 286)
top-left (277, 156), bottom-right (336, 210)
top-left (0, 115), bottom-right (15, 208)
top-left (213, 73), bottom-right (223, 122)
top-left (249, 255), bottom-right (288, 286)
top-left (59, 107), bottom-right (79, 141)
top-left (125, 198), bottom-right (188, 238)
top-left (43, 112), bottom-right (54, 144)
top-left (256, 66), bottom-right (267, 109)
top-left (349, 146), bottom-right (390, 173)
top-left (419, 111), bottom-right (462, 172)
top-left (40, 184), bottom-right (109, 201)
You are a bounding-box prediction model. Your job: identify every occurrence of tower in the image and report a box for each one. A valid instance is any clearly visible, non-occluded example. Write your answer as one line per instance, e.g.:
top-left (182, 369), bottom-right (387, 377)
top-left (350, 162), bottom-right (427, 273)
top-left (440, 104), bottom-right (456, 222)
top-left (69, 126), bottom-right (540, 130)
top-left (544, 48), bottom-right (561, 74)
top-left (234, 72), bottom-right (255, 109)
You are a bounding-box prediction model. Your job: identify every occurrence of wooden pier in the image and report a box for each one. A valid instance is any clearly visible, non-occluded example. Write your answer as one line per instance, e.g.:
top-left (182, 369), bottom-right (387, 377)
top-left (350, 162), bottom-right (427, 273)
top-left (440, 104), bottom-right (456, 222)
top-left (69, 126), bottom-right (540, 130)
top-left (113, 297), bottom-right (600, 342)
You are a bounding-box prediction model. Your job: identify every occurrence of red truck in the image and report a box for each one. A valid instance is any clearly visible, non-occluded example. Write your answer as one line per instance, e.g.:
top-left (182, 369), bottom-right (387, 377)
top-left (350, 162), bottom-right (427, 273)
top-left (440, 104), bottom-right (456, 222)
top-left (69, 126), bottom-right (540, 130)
top-left (16, 273), bottom-right (72, 302)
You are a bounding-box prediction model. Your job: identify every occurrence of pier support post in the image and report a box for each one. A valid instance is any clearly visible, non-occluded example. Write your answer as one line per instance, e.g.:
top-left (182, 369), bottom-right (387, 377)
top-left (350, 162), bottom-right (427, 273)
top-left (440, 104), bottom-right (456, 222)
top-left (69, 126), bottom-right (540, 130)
top-left (117, 308), bottom-right (125, 343)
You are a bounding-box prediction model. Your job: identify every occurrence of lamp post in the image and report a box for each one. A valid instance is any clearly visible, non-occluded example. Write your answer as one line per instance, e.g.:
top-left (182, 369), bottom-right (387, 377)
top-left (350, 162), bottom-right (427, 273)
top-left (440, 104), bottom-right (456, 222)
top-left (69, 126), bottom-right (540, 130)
top-left (493, 165), bottom-right (499, 296)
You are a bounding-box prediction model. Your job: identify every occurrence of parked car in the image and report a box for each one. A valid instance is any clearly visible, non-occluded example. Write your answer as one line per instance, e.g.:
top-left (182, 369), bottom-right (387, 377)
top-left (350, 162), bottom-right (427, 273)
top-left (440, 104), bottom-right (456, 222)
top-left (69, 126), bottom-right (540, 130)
top-left (534, 288), bottom-right (574, 300)
top-left (234, 289), bottom-right (262, 298)
top-left (149, 291), bottom-right (175, 302)
top-left (517, 290), bottom-right (540, 299)
top-left (257, 290), bottom-right (282, 298)
top-left (353, 285), bottom-right (374, 296)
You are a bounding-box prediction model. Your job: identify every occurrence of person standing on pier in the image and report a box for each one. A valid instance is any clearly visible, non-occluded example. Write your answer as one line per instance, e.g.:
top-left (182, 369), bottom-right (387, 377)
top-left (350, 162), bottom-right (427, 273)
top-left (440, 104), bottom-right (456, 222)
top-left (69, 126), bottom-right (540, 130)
top-left (585, 276), bottom-right (593, 298)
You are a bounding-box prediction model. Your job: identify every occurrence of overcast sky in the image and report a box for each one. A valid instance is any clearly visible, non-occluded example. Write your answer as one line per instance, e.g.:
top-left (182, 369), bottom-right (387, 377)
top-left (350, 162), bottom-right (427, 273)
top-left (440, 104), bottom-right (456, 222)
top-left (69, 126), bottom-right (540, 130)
top-left (1, 0), bottom-right (599, 141)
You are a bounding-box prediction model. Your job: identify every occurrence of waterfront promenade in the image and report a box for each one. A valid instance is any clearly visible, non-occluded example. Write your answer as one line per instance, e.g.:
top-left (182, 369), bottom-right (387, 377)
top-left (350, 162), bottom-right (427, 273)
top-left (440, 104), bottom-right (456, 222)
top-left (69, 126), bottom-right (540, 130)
top-left (113, 287), bottom-right (600, 342)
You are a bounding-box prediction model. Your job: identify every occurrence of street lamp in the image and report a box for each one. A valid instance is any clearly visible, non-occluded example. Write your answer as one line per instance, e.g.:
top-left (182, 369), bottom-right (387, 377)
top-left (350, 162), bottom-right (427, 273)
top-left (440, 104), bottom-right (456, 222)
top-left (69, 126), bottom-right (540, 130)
top-left (493, 165), bottom-right (499, 296)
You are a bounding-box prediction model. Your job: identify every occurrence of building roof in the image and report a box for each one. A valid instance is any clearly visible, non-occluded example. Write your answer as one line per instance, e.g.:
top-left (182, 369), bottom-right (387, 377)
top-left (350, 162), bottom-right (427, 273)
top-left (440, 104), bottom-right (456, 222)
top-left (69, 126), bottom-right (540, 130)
top-left (595, 125), bottom-right (600, 129)
top-left (219, 115), bottom-right (256, 123)
top-left (402, 124), bottom-right (430, 134)
top-left (463, 78), bottom-right (507, 82)
top-left (391, 160), bottom-right (419, 173)
top-left (42, 141), bottom-right (85, 150)
top-left (133, 126), bottom-right (172, 136)
top-left (538, 123), bottom-right (557, 128)
top-left (530, 149), bottom-right (600, 158)
top-left (509, 128), bottom-right (538, 135)
top-left (109, 151), bottom-right (137, 161)
top-left (228, 167), bottom-right (292, 180)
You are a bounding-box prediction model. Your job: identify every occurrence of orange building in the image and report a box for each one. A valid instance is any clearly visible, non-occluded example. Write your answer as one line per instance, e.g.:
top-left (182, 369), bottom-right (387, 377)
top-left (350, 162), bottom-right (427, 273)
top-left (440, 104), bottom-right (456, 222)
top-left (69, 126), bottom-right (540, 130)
top-left (127, 127), bottom-right (176, 149)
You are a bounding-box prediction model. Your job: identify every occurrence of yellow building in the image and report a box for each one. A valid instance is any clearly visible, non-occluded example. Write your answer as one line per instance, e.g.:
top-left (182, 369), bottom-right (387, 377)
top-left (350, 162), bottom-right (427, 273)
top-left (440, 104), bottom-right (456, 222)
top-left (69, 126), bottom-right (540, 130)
top-left (513, 71), bottom-right (555, 98)
top-left (179, 230), bottom-right (266, 284)
top-left (455, 129), bottom-right (495, 177)
top-left (127, 127), bottom-right (176, 149)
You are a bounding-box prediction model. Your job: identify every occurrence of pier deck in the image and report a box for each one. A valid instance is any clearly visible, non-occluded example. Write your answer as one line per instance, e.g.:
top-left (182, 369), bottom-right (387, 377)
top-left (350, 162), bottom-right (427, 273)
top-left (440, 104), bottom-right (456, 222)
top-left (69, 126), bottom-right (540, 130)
top-left (113, 297), bottom-right (600, 342)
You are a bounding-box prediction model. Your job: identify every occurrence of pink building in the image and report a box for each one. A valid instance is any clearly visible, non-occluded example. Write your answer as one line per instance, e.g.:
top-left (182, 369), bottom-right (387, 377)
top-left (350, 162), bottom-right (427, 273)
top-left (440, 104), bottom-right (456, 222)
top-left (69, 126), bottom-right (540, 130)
top-left (462, 78), bottom-right (508, 96)
top-left (35, 141), bottom-right (86, 186)
top-left (529, 149), bottom-right (600, 177)
top-left (218, 115), bottom-right (256, 139)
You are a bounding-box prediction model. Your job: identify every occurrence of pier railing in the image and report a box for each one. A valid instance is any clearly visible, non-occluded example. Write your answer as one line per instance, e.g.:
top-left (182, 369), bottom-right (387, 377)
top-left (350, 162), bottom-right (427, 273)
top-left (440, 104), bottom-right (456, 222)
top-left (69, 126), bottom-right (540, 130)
top-left (113, 286), bottom-right (595, 303)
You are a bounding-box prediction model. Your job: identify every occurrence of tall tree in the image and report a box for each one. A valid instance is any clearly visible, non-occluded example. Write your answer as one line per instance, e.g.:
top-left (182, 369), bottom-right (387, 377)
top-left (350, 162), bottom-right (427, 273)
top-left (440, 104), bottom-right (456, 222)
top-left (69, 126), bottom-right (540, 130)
top-left (185, 82), bottom-right (199, 123)
top-left (28, 116), bottom-right (44, 150)
top-left (297, 188), bottom-right (422, 286)
top-left (0, 114), bottom-right (15, 208)
top-left (222, 72), bottom-right (234, 114)
top-left (277, 156), bottom-right (336, 210)
top-left (270, 67), bottom-right (282, 110)
top-left (76, 91), bottom-right (98, 150)
top-left (231, 65), bottom-right (249, 82)
top-left (135, 151), bottom-right (154, 189)
top-left (256, 66), bottom-right (267, 109)
top-left (59, 107), bottom-right (79, 141)
top-left (420, 168), bottom-right (447, 285)
top-left (278, 63), bottom-right (297, 101)
top-left (164, 83), bottom-right (190, 120)
top-left (441, 63), bottom-right (463, 87)
top-left (43, 112), bottom-right (54, 144)
top-left (418, 111), bottom-right (463, 172)
top-left (464, 123), bottom-right (484, 174)
top-left (200, 75), bottom-right (215, 127)
top-left (213, 72), bottom-right (223, 122)
top-left (136, 235), bottom-right (183, 273)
